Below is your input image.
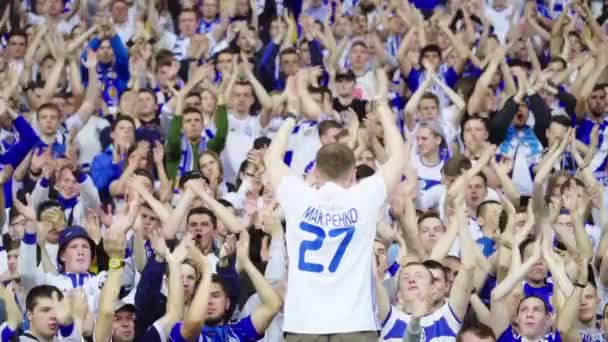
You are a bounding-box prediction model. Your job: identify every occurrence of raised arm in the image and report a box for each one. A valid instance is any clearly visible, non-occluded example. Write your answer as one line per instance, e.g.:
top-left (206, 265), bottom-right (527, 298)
top-left (179, 247), bottom-right (211, 341)
top-left (264, 102), bottom-right (296, 193)
top-left (237, 230), bottom-right (282, 334)
top-left (156, 240), bottom-right (188, 336)
top-left (490, 239), bottom-right (540, 337)
top-left (94, 229), bottom-right (126, 342)
top-left (376, 102), bottom-right (407, 192)
top-left (188, 180), bottom-right (246, 233)
top-left (449, 199), bottom-right (476, 321)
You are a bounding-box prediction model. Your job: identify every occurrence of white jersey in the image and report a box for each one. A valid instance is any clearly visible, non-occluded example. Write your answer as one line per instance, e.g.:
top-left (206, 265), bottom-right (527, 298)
top-left (277, 173), bottom-right (387, 334)
top-left (221, 113), bottom-right (264, 184)
top-left (411, 153), bottom-right (444, 210)
top-left (380, 303), bottom-right (462, 341)
top-left (285, 120), bottom-right (321, 176)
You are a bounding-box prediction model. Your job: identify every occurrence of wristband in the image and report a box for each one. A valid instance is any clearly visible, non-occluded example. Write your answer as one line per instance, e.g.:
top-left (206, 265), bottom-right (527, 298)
top-left (284, 112), bottom-right (297, 121)
top-left (574, 282), bottom-right (587, 288)
top-left (30, 168), bottom-right (42, 177)
top-left (109, 258), bottom-right (125, 270)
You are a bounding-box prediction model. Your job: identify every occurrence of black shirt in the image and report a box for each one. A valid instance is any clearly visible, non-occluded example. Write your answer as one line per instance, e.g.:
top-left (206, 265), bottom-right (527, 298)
top-left (332, 97), bottom-right (368, 123)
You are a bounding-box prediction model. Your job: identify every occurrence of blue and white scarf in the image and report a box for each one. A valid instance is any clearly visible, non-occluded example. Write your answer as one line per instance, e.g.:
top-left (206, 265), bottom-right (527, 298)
top-left (498, 125), bottom-right (543, 166)
top-left (178, 135), bottom-right (209, 178)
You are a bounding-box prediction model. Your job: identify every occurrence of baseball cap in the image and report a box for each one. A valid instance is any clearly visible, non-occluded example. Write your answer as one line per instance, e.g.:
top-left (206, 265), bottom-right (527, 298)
top-left (57, 226), bottom-right (96, 268)
top-left (114, 300), bottom-right (137, 313)
top-left (335, 69), bottom-right (356, 82)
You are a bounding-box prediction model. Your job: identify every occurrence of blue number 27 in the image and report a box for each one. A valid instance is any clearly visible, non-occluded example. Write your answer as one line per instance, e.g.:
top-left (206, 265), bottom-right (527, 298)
top-left (298, 222), bottom-right (355, 273)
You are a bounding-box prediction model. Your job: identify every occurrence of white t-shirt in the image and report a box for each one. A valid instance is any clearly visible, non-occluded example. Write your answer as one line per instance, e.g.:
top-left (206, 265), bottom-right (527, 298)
top-left (72, 116), bottom-right (110, 168)
top-left (277, 173), bottom-right (387, 334)
top-left (354, 70), bottom-right (377, 101)
top-left (287, 120), bottom-right (321, 176)
top-left (221, 113), bottom-right (263, 184)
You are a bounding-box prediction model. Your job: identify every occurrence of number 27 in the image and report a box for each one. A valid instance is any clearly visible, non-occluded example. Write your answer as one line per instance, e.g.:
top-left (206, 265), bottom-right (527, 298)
top-left (298, 222), bottom-right (354, 273)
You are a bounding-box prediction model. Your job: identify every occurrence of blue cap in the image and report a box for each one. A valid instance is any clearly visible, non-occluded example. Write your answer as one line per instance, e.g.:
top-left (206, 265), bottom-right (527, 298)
top-left (58, 226), bottom-right (92, 251)
top-left (57, 226), bottom-right (96, 271)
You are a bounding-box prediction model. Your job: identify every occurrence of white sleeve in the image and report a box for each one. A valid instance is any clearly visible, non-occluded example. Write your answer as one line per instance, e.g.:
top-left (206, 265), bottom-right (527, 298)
top-left (264, 234), bottom-right (287, 281)
top-left (18, 237), bottom-right (54, 291)
top-left (31, 179), bottom-right (50, 212)
top-left (0, 250), bottom-right (7, 275)
top-left (78, 175), bottom-right (101, 216)
top-left (416, 185), bottom-right (444, 210)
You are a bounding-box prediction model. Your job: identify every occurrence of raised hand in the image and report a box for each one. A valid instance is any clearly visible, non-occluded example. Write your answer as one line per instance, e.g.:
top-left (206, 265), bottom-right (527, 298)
top-left (83, 209), bottom-right (102, 244)
top-left (152, 141), bottom-right (164, 166)
top-left (235, 229), bottom-right (251, 273)
top-left (103, 227), bottom-right (127, 259)
top-left (53, 291), bottom-right (73, 326)
top-left (83, 48), bottom-right (98, 70)
top-left (148, 226), bottom-right (168, 260)
top-left (166, 237), bottom-right (189, 265)
top-left (71, 289), bottom-right (89, 323)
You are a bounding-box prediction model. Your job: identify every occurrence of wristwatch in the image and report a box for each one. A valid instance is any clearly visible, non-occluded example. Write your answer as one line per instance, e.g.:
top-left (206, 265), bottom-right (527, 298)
top-left (109, 258), bottom-right (125, 270)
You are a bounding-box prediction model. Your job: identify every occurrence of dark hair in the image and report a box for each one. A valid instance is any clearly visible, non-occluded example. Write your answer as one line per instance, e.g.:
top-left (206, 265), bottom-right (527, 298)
top-left (476, 200), bottom-right (507, 232)
top-left (419, 44), bottom-right (442, 68)
top-left (112, 115), bottom-right (136, 131)
top-left (217, 198), bottom-right (234, 208)
top-left (183, 106), bottom-right (204, 119)
top-left (134, 168), bottom-right (154, 185)
top-left (36, 200), bottom-right (62, 221)
top-left (350, 40), bottom-right (368, 50)
top-left (7, 30), bottom-right (27, 43)
top-left (138, 88), bottom-right (157, 102)
top-left (186, 206), bottom-right (217, 229)
top-left (517, 295), bottom-right (550, 314)
top-left (317, 120), bottom-right (342, 138)
top-left (519, 237), bottom-right (536, 259)
top-left (26, 285), bottom-right (62, 312)
top-left (279, 47), bottom-right (299, 60)
top-left (549, 56), bottom-right (567, 70)
top-left (356, 164), bottom-right (375, 181)
top-left (461, 115), bottom-right (490, 137)
top-left (417, 211), bottom-right (443, 227)
top-left (179, 171), bottom-right (207, 189)
top-left (422, 259), bottom-right (447, 282)
top-left (550, 115), bottom-right (572, 128)
top-left (456, 323), bottom-right (496, 342)
top-left (420, 92), bottom-right (440, 107)
top-left (213, 48), bottom-right (234, 65)
top-left (442, 155), bottom-right (472, 177)
top-left (471, 172), bottom-right (488, 187)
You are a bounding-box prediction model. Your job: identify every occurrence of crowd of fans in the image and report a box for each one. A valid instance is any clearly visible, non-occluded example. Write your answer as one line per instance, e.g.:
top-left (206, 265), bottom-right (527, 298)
top-left (0, 0), bottom-right (606, 341)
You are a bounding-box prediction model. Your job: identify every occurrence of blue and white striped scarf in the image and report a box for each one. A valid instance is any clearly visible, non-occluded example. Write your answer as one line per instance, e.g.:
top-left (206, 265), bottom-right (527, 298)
top-left (498, 125), bottom-right (543, 166)
top-left (178, 135), bottom-right (208, 178)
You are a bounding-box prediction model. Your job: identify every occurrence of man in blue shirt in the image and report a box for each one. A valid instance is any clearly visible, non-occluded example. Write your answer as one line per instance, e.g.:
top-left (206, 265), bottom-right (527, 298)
top-left (81, 19), bottom-right (130, 116)
top-left (90, 115), bottom-right (136, 198)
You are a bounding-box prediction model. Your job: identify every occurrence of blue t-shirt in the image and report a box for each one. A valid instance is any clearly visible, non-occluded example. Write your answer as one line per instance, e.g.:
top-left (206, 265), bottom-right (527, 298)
top-left (169, 316), bottom-right (263, 342)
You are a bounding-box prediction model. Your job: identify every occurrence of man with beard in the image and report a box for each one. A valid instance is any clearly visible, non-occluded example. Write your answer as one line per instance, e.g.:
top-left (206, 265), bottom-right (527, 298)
top-left (577, 85), bottom-right (608, 187)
